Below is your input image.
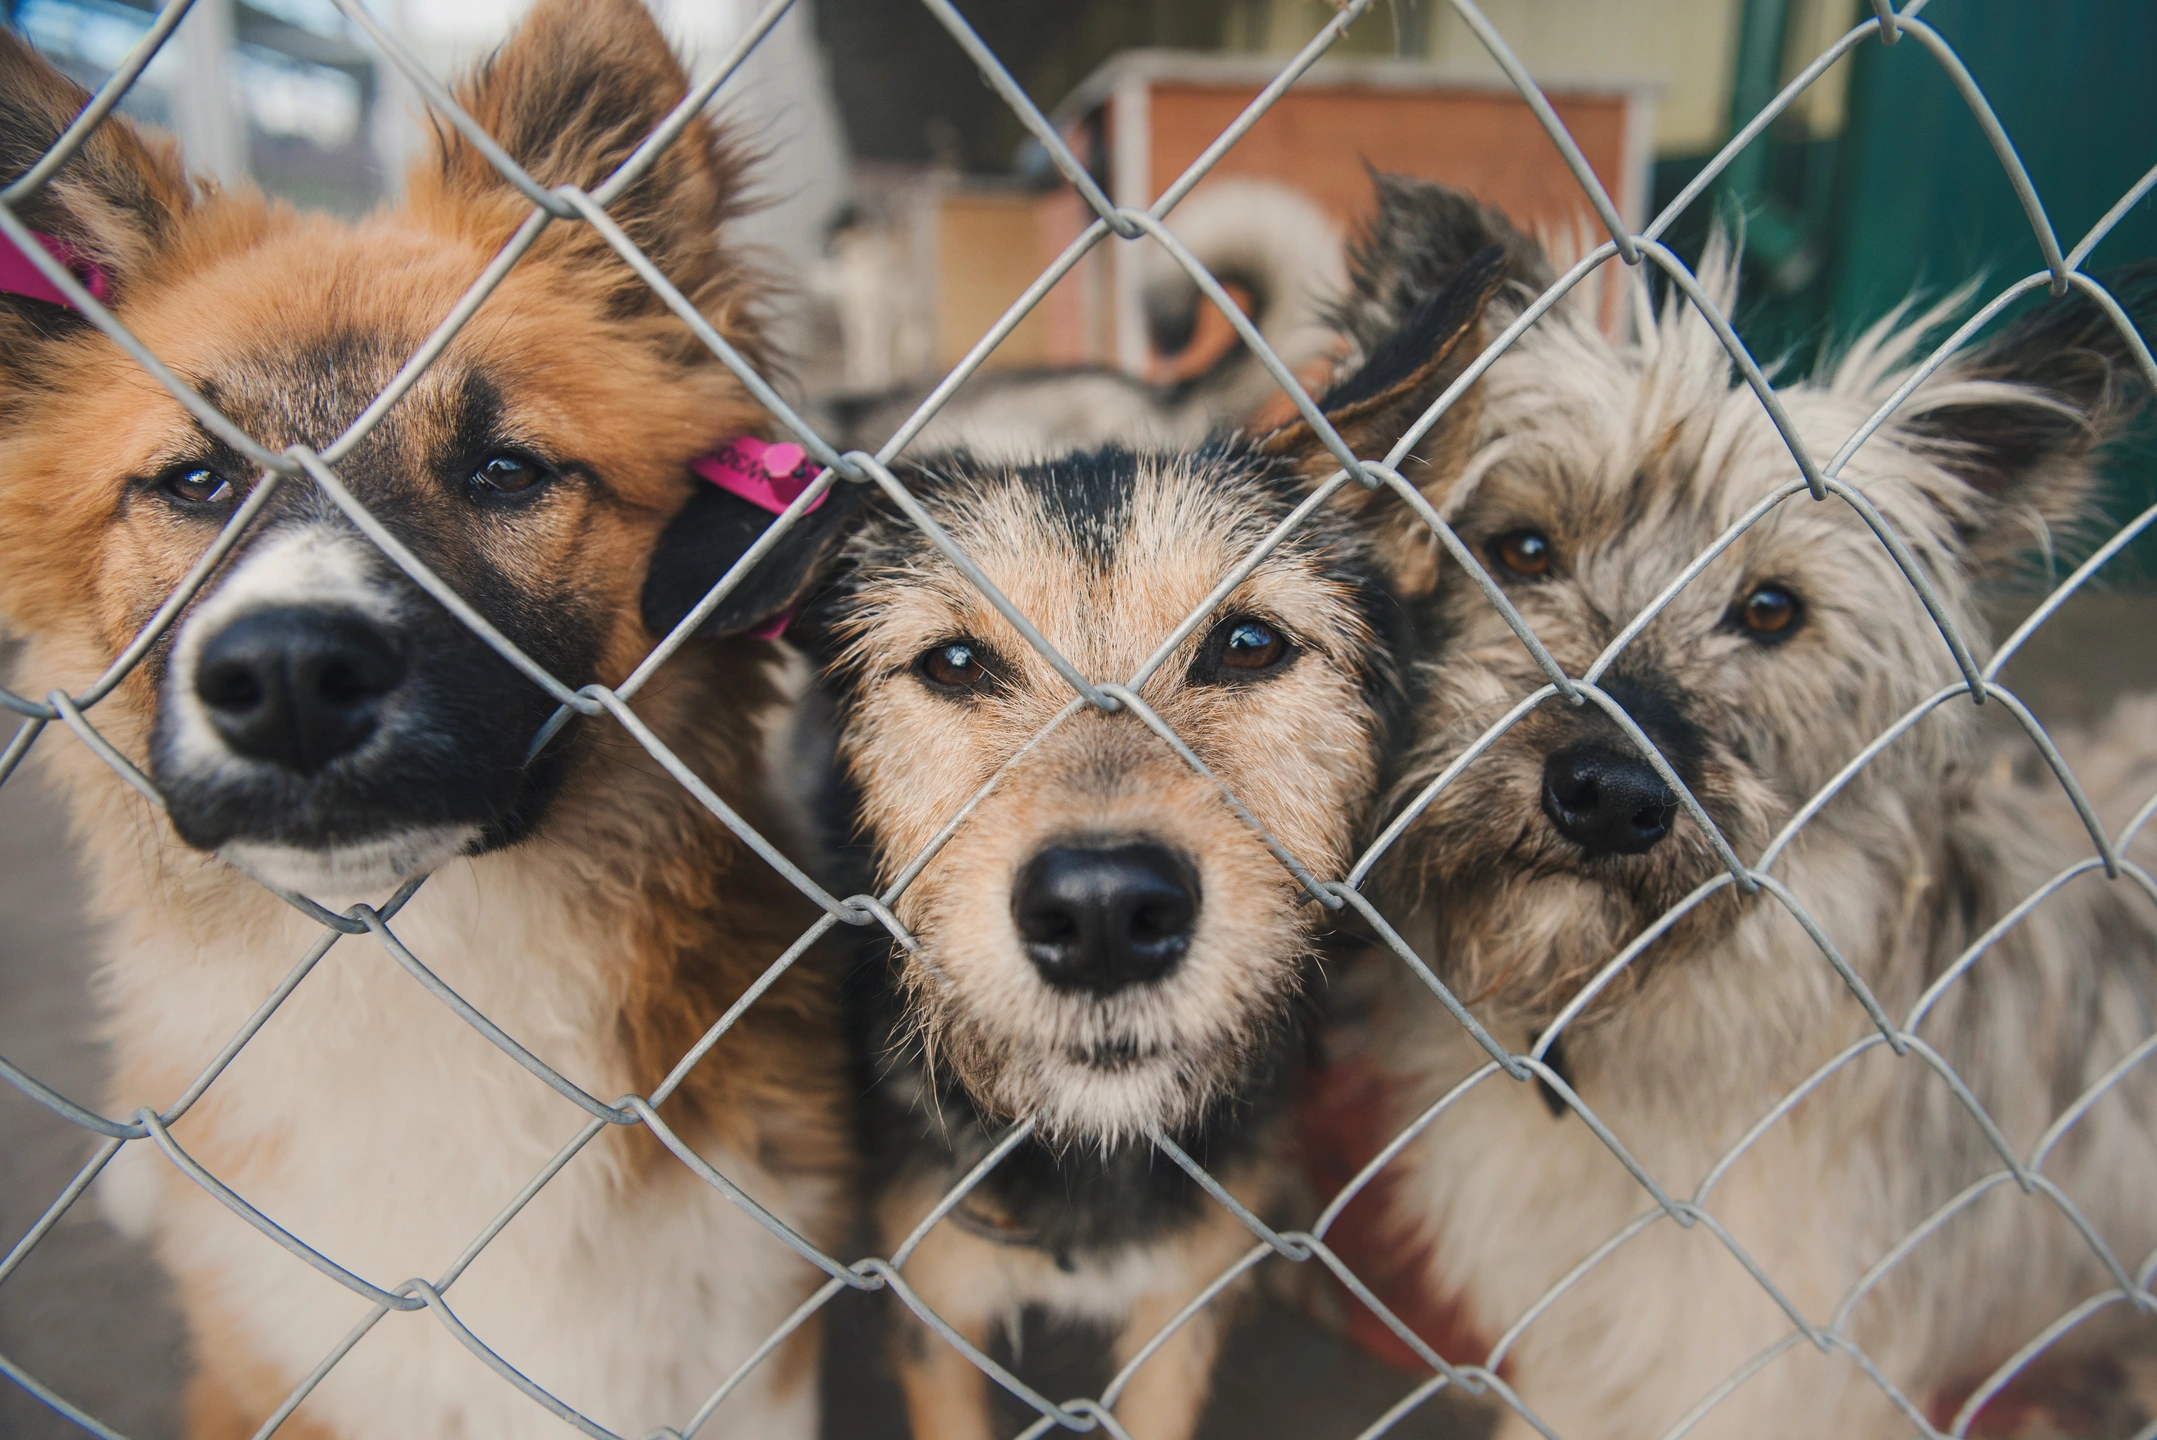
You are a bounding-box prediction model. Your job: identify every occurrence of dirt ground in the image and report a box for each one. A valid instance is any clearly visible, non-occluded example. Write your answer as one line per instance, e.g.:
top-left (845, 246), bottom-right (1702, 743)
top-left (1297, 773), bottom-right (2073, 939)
top-left (3, 587), bottom-right (2151, 1440)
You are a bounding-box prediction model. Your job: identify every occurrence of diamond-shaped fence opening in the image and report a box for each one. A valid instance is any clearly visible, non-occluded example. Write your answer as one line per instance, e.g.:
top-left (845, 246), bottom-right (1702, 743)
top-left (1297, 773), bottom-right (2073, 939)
top-left (1, 0), bottom-right (2153, 1437)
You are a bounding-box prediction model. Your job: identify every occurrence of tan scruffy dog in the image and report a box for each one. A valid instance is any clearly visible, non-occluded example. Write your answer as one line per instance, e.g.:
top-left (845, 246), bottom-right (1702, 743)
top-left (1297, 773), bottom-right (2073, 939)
top-left (768, 210), bottom-right (1511, 1439)
top-left (1349, 178), bottom-right (2157, 1440)
top-left (0, 4), bottom-right (861, 1437)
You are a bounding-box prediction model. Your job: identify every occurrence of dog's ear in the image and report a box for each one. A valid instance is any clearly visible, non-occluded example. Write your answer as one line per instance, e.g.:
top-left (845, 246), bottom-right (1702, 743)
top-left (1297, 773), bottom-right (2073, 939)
top-left (1902, 262), bottom-right (2157, 573)
top-left (1257, 242), bottom-right (1510, 593)
top-left (0, 30), bottom-right (192, 373)
top-left (641, 479), bottom-right (864, 642)
top-left (415, 0), bottom-right (758, 355)
top-left (1257, 176), bottom-right (1540, 591)
top-left (1328, 172), bottom-right (1548, 367)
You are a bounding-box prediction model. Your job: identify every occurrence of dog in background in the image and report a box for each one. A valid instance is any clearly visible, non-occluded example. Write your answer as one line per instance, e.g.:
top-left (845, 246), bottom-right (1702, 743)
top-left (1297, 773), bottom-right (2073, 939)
top-left (0, 5), bottom-right (859, 1436)
top-left (817, 179), bottom-right (1346, 460)
top-left (782, 208), bottom-right (1506, 1440)
top-left (1353, 178), bottom-right (2157, 1438)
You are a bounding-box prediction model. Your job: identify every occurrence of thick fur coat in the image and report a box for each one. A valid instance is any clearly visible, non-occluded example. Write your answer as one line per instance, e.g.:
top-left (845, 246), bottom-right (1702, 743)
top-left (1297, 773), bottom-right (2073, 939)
top-left (1351, 179), bottom-right (2157, 1439)
top-left (0, 5), bottom-right (850, 1436)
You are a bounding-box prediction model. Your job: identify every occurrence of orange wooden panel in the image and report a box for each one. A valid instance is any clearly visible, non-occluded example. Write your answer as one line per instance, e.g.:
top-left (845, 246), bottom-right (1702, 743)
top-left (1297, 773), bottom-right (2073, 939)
top-left (1147, 83), bottom-right (1633, 240)
top-left (1032, 185), bottom-right (1106, 367)
top-left (937, 192), bottom-right (1054, 371)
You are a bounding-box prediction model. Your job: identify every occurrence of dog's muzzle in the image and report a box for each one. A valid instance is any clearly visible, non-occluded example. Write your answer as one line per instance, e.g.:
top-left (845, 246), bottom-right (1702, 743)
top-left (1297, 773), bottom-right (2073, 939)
top-left (1012, 840), bottom-right (1201, 995)
top-left (193, 606), bottom-right (406, 775)
top-left (146, 524), bottom-right (593, 893)
top-left (1540, 743), bottom-right (1677, 857)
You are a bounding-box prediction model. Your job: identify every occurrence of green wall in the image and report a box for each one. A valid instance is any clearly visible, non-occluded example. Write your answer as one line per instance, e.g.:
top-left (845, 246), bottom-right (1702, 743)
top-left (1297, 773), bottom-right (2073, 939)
top-left (1831, 0), bottom-right (2157, 578)
top-left (1833, 0), bottom-right (2157, 325)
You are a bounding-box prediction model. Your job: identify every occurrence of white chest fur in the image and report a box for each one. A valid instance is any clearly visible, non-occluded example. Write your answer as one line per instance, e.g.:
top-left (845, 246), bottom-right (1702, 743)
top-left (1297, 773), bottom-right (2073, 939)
top-left (92, 849), bottom-right (828, 1440)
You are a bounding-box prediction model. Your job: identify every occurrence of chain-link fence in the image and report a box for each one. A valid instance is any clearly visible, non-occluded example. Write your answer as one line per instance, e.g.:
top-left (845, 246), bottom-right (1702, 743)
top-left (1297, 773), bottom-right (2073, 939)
top-left (2, 0), bottom-right (2154, 1436)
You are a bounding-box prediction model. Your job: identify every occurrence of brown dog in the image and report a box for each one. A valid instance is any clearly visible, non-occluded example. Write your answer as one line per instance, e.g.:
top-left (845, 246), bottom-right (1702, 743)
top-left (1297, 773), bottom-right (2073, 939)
top-left (0, 5), bottom-right (857, 1437)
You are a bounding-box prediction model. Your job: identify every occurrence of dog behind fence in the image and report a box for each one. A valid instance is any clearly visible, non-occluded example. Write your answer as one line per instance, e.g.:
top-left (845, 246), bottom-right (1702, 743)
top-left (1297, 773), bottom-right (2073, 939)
top-left (0, 1), bottom-right (2154, 1438)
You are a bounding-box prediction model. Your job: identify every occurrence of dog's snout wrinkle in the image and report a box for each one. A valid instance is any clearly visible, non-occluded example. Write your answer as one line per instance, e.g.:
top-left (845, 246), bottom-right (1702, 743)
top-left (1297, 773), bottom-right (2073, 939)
top-left (195, 608), bottom-right (405, 775)
top-left (1590, 672), bottom-right (1704, 776)
top-left (1013, 842), bottom-right (1200, 995)
top-left (1541, 743), bottom-right (1676, 857)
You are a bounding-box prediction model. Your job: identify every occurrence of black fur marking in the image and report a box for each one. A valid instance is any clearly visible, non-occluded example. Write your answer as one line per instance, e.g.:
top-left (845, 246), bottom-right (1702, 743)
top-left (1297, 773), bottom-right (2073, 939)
top-left (150, 502), bottom-right (600, 858)
top-left (144, 347), bottom-right (613, 859)
top-left (1318, 243), bottom-right (1508, 417)
top-left (440, 370), bottom-right (509, 484)
top-left (640, 475), bottom-right (863, 639)
top-left (1328, 173), bottom-right (1549, 358)
top-left (1034, 449), bottom-right (1143, 562)
top-left (1529, 1030), bottom-right (1573, 1119)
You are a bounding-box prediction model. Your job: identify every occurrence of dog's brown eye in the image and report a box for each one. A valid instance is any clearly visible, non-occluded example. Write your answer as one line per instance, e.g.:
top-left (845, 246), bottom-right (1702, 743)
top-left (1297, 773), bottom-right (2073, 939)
top-left (1193, 616), bottom-right (1295, 684)
top-left (1221, 619), bottom-right (1287, 671)
top-left (917, 641), bottom-right (996, 694)
top-left (1489, 529), bottom-right (1553, 579)
top-left (1737, 584), bottom-right (1802, 639)
top-left (470, 452), bottom-right (547, 494)
top-left (160, 466), bottom-right (235, 509)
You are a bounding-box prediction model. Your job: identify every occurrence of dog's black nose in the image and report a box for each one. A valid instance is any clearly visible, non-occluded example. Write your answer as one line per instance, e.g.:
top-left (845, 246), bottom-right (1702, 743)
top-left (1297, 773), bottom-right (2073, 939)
top-left (1013, 842), bottom-right (1200, 994)
top-left (194, 608), bottom-right (405, 774)
top-left (1541, 744), bottom-right (1677, 856)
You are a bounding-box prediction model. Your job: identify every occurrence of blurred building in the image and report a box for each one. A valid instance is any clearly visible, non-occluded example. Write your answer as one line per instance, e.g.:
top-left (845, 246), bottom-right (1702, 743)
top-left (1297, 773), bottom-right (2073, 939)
top-left (12, 0), bottom-right (383, 211)
top-left (809, 0), bottom-right (2153, 559)
top-left (810, 0), bottom-right (2152, 355)
top-left (9, 0), bottom-right (851, 356)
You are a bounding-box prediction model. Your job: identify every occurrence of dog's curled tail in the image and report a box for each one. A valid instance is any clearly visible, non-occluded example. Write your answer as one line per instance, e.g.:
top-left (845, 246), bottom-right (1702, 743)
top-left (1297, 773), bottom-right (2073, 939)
top-left (1138, 178), bottom-right (1347, 404)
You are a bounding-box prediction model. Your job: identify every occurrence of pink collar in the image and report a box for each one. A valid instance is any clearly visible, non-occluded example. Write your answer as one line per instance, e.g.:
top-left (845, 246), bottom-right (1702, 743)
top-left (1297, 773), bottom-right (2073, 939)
top-left (690, 436), bottom-right (828, 640)
top-left (691, 436), bottom-right (827, 517)
top-left (0, 227), bottom-right (107, 309)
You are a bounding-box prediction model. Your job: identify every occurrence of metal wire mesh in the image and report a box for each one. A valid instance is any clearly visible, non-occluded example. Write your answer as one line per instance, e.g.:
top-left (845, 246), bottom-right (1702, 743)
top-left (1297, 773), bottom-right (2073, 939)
top-left (2, 0), bottom-right (2154, 1436)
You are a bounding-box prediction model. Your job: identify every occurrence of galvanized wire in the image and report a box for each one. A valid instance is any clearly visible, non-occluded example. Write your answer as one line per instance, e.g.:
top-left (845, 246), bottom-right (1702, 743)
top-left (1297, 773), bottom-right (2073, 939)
top-left (0, 1), bottom-right (2153, 1437)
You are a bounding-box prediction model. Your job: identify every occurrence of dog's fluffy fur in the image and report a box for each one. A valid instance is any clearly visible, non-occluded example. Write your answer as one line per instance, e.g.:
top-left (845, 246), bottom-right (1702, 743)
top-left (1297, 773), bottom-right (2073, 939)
top-left (1354, 178), bottom-right (2157, 1438)
top-left (0, 6), bottom-right (853, 1437)
top-left (811, 448), bottom-right (1397, 1440)
top-left (788, 209), bottom-right (1504, 1439)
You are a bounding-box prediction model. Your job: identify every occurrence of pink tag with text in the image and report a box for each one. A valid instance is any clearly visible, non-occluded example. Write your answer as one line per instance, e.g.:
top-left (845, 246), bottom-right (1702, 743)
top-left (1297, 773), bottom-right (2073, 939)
top-left (689, 436), bottom-right (829, 640)
top-left (690, 436), bottom-right (828, 517)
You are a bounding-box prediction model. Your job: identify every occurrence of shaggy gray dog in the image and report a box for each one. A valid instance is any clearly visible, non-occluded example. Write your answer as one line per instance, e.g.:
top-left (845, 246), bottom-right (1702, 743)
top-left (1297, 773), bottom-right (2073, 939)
top-left (1356, 178), bottom-right (2157, 1440)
